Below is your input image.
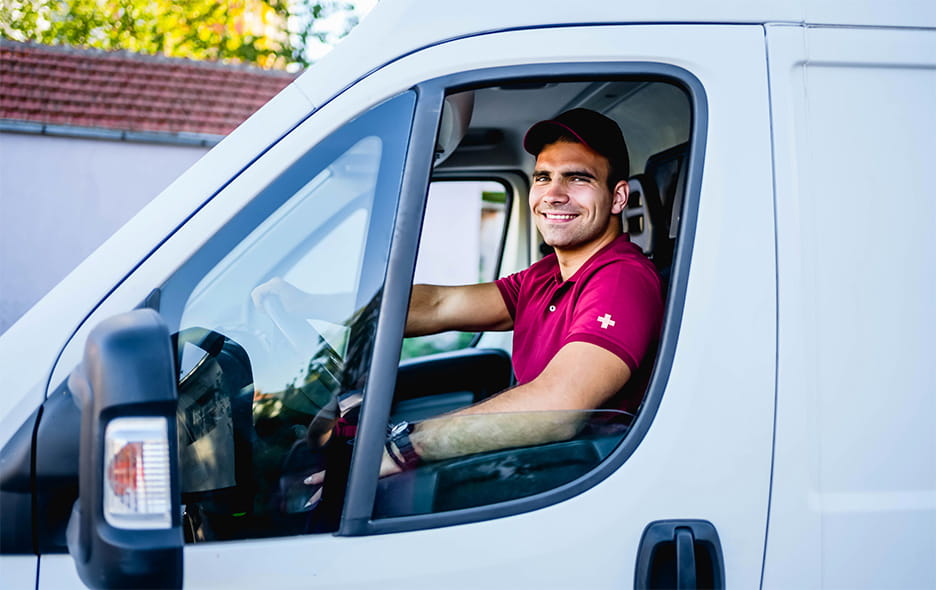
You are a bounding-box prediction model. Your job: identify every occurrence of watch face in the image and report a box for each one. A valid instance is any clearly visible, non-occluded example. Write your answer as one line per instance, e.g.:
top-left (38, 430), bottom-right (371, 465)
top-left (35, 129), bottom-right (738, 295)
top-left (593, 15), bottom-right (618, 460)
top-left (389, 421), bottom-right (409, 438)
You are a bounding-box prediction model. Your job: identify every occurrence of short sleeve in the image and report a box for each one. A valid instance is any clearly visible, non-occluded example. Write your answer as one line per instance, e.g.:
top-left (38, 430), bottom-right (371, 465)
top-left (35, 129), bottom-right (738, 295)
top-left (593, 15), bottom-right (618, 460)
top-left (494, 271), bottom-right (523, 319)
top-left (564, 260), bottom-right (663, 371)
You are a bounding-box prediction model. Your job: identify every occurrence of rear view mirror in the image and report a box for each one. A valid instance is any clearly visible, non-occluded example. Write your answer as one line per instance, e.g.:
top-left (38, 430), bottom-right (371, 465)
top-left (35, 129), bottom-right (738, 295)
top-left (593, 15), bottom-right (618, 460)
top-left (66, 309), bottom-right (183, 589)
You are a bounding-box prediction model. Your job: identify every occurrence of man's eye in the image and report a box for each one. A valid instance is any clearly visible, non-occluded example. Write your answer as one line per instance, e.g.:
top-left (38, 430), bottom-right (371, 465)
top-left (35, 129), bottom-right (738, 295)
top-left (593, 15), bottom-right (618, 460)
top-left (534, 175), bottom-right (549, 182)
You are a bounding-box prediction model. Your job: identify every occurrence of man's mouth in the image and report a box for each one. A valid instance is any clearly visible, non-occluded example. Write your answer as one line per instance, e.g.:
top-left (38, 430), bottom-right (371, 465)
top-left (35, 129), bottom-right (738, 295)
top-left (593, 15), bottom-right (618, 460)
top-left (543, 212), bottom-right (578, 221)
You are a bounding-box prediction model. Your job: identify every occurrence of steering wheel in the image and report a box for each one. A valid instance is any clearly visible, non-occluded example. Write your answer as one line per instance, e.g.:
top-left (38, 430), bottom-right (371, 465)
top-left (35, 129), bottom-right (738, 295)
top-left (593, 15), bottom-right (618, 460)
top-left (248, 278), bottom-right (347, 424)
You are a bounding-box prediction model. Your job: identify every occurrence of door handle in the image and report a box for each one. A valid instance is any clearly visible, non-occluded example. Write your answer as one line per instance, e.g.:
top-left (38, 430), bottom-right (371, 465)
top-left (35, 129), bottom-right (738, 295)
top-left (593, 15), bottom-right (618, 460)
top-left (635, 519), bottom-right (724, 590)
top-left (675, 527), bottom-right (697, 589)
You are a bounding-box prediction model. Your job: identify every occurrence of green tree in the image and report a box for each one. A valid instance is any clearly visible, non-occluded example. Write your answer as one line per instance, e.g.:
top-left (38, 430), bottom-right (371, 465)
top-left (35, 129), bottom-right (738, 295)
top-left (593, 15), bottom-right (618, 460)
top-left (0, 0), bottom-right (357, 69)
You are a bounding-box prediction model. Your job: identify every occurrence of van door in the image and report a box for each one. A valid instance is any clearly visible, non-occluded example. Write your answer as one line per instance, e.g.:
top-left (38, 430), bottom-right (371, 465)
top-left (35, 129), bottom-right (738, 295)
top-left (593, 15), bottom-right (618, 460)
top-left (37, 23), bottom-right (777, 589)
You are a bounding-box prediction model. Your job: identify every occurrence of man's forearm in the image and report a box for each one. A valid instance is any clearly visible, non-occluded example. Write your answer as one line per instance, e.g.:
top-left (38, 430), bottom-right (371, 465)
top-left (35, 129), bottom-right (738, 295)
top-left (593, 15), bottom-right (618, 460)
top-left (404, 284), bottom-right (446, 337)
top-left (380, 403), bottom-right (585, 476)
top-left (405, 283), bottom-right (513, 337)
top-left (410, 407), bottom-right (585, 462)
top-left (408, 377), bottom-right (590, 462)
top-left (398, 342), bottom-right (633, 466)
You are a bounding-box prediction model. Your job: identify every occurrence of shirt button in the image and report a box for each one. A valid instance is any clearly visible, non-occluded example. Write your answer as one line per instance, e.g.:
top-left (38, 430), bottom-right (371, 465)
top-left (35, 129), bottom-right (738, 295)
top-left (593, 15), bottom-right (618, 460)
top-left (548, 305), bottom-right (556, 312)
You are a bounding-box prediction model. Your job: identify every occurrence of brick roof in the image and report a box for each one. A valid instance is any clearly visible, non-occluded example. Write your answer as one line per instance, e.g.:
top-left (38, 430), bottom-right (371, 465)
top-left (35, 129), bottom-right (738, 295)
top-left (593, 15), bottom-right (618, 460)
top-left (0, 40), bottom-right (298, 137)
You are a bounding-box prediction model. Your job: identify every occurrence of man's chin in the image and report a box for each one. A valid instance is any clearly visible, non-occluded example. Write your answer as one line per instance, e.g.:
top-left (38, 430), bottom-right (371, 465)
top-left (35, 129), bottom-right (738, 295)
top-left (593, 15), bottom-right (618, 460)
top-left (537, 226), bottom-right (572, 247)
top-left (541, 230), bottom-right (615, 254)
top-left (541, 236), bottom-right (576, 251)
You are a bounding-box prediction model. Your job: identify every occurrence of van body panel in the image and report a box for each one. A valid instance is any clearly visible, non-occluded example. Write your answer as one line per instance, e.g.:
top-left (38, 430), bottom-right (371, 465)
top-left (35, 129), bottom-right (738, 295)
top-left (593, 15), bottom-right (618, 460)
top-left (2, 556), bottom-right (36, 587)
top-left (766, 23), bottom-right (936, 589)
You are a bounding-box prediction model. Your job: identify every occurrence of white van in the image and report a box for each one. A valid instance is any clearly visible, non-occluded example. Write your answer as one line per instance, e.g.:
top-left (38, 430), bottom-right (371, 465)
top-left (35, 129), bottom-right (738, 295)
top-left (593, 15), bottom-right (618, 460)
top-left (2, 1), bottom-right (934, 588)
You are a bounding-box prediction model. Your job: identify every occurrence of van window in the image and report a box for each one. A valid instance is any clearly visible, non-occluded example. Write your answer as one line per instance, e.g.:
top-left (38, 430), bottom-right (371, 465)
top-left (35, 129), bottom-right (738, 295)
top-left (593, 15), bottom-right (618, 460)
top-left (374, 76), bottom-right (693, 522)
top-left (401, 179), bottom-right (510, 360)
top-left (159, 92), bottom-right (415, 542)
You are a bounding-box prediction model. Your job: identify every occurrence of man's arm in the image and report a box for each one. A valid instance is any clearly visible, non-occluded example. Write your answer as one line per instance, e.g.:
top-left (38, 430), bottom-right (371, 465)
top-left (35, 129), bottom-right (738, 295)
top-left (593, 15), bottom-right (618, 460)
top-left (405, 283), bottom-right (513, 336)
top-left (457, 341), bottom-right (632, 415)
top-left (381, 341), bottom-right (632, 474)
top-left (251, 279), bottom-right (513, 336)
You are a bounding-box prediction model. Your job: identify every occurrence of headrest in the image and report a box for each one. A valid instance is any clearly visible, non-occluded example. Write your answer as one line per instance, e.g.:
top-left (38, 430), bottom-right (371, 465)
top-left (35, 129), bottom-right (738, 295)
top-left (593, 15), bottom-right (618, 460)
top-left (434, 92), bottom-right (475, 166)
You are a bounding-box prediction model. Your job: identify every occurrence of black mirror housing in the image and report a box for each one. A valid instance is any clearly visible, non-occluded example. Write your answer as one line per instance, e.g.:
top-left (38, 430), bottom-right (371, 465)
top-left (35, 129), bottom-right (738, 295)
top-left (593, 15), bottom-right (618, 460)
top-left (66, 309), bottom-right (183, 589)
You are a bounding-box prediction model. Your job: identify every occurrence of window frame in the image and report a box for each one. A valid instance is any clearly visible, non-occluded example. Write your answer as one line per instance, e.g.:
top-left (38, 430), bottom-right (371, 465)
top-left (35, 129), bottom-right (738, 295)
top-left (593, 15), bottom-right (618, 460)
top-left (339, 62), bottom-right (708, 536)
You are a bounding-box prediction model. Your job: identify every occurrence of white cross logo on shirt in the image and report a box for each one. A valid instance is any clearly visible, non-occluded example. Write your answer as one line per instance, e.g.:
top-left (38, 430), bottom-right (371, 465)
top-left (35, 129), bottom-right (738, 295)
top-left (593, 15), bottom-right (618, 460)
top-left (597, 313), bottom-right (616, 329)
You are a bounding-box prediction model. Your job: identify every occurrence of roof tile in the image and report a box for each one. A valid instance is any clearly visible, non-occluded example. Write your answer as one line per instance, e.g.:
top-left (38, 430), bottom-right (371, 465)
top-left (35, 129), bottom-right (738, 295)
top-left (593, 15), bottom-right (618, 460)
top-left (1, 40), bottom-right (298, 136)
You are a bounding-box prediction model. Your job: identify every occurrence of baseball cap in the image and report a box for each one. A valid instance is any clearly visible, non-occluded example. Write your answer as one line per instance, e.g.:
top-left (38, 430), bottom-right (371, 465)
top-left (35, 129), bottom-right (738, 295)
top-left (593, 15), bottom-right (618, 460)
top-left (523, 108), bottom-right (630, 180)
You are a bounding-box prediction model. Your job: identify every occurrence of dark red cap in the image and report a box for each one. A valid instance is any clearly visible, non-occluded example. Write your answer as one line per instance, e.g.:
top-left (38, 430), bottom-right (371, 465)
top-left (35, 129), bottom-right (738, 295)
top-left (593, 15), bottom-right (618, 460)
top-left (523, 108), bottom-right (630, 181)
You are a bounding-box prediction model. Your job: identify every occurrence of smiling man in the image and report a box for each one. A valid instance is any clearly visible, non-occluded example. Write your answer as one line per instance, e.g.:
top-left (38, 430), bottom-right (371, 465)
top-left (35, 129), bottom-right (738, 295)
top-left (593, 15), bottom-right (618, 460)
top-left (385, 109), bottom-right (664, 473)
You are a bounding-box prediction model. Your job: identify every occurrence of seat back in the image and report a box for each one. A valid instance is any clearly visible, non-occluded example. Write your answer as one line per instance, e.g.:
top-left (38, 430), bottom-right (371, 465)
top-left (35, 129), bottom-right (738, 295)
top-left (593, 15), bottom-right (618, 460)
top-left (623, 173), bottom-right (664, 257)
top-left (641, 142), bottom-right (689, 279)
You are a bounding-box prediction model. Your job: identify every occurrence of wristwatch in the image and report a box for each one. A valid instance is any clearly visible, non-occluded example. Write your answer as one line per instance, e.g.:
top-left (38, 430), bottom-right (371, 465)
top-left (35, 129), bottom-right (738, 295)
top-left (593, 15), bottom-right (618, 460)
top-left (386, 421), bottom-right (421, 470)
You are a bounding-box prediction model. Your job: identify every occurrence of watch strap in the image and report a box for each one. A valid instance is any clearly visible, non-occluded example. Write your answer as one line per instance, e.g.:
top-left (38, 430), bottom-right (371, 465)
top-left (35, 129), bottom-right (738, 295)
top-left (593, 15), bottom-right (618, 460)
top-left (386, 421), bottom-right (420, 469)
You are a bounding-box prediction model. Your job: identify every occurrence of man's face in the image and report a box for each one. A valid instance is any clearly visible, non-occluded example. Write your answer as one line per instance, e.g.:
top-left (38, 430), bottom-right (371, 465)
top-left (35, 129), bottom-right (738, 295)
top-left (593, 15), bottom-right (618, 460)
top-left (529, 140), bottom-right (628, 252)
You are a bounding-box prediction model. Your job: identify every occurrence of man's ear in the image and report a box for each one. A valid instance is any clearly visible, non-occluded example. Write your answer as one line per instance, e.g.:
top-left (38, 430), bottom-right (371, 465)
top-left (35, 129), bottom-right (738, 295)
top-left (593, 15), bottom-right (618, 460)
top-left (610, 180), bottom-right (629, 215)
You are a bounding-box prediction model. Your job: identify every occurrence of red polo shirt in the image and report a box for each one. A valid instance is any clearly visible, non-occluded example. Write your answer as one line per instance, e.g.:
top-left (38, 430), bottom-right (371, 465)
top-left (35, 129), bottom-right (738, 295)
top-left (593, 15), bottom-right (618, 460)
top-left (495, 234), bottom-right (663, 413)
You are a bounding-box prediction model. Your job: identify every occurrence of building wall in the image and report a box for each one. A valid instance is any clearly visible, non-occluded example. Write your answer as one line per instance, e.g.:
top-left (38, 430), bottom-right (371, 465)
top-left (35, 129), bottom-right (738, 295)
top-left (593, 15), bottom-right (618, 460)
top-left (0, 132), bottom-right (209, 333)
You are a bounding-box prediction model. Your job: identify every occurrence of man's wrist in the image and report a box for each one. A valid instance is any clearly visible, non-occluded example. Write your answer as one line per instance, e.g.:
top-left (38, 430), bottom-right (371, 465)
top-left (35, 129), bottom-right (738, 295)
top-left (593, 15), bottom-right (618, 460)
top-left (386, 421), bottom-right (421, 470)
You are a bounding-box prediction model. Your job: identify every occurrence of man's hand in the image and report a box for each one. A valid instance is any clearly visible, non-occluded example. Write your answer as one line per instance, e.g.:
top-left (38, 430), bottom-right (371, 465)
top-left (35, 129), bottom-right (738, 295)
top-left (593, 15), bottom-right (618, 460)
top-left (299, 396), bottom-right (339, 506)
top-left (302, 471), bottom-right (326, 509)
top-left (251, 277), bottom-right (311, 314)
top-left (250, 277), bottom-right (352, 324)
top-left (379, 449), bottom-right (402, 477)
top-left (305, 395), bottom-right (339, 449)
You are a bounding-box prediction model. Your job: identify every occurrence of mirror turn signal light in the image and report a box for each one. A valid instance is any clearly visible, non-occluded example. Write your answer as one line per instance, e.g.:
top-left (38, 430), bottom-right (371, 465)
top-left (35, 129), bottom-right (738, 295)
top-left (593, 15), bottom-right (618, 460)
top-left (103, 417), bottom-right (172, 529)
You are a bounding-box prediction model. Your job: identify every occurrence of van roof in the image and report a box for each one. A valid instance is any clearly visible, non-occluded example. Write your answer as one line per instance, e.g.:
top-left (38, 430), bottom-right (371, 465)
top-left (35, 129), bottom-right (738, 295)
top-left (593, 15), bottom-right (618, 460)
top-left (295, 0), bottom-right (934, 109)
top-left (363, 0), bottom-right (934, 32)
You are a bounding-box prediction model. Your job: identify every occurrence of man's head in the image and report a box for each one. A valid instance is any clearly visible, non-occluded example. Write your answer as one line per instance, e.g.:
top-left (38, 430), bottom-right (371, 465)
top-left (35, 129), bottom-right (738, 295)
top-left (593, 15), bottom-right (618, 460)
top-left (523, 109), bottom-right (631, 253)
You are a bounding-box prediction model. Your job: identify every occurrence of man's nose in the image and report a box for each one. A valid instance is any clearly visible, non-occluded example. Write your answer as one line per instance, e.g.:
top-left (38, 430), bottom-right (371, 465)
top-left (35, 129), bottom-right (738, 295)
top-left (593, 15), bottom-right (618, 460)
top-left (542, 180), bottom-right (569, 205)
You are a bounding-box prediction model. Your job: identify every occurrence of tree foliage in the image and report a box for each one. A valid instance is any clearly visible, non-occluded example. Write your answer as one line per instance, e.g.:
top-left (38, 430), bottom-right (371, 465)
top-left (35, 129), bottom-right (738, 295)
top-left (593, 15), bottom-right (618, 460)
top-left (0, 0), bottom-right (357, 69)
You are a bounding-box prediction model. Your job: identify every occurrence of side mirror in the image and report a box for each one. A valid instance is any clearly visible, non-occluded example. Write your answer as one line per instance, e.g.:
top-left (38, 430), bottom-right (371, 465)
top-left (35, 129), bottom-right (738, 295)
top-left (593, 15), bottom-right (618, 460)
top-left (66, 309), bottom-right (183, 589)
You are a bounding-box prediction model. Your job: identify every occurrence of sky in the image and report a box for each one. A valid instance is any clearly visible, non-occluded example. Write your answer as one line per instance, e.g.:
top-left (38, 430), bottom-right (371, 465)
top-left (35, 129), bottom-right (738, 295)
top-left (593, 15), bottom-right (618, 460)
top-left (302, 0), bottom-right (379, 61)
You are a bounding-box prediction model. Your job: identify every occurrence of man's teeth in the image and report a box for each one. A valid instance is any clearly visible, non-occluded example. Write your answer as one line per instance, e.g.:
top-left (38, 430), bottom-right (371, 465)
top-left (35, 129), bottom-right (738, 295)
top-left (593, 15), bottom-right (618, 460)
top-left (545, 213), bottom-right (576, 220)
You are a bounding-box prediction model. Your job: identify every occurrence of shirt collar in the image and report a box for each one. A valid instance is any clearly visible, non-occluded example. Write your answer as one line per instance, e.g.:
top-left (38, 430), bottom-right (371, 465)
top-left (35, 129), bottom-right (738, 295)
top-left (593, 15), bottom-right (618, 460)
top-left (549, 233), bottom-right (630, 285)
